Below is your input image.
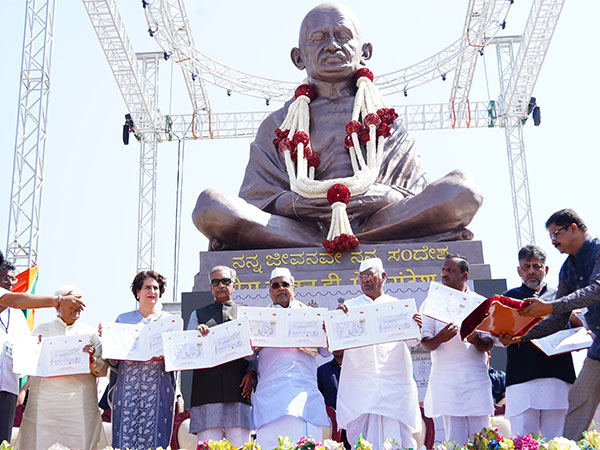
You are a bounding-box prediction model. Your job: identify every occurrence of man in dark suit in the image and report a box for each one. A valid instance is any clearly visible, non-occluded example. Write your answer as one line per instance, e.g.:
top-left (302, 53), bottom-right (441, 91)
top-left (186, 265), bottom-right (256, 447)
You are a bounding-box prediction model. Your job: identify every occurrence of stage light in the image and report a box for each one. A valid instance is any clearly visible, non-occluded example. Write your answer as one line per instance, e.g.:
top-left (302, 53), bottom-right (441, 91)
top-left (142, 0), bottom-right (148, 8)
top-left (479, 49), bottom-right (484, 56)
top-left (501, 21), bottom-right (506, 30)
top-left (148, 28), bottom-right (155, 37)
top-left (123, 114), bottom-right (134, 145)
top-left (527, 97), bottom-right (537, 115)
top-left (227, 89), bottom-right (232, 97)
top-left (163, 52), bottom-right (171, 60)
top-left (404, 89), bottom-right (408, 97)
top-left (441, 74), bottom-right (446, 81)
top-left (532, 106), bottom-right (541, 126)
top-left (191, 73), bottom-right (197, 81)
top-left (266, 98), bottom-right (270, 106)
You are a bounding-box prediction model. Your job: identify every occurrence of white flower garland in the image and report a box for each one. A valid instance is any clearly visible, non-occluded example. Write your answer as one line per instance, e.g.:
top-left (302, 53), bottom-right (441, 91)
top-left (273, 68), bottom-right (397, 251)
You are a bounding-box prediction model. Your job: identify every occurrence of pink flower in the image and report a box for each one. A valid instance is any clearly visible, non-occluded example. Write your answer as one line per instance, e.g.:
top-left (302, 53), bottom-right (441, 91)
top-left (514, 434), bottom-right (540, 450)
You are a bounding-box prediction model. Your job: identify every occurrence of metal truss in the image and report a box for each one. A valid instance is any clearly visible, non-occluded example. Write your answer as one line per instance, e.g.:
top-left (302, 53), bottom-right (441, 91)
top-left (144, 0), bottom-right (511, 103)
top-left (164, 101), bottom-right (497, 141)
top-left (143, 0), bottom-right (211, 120)
top-left (500, 0), bottom-right (566, 120)
top-left (491, 0), bottom-right (565, 246)
top-left (450, 0), bottom-right (494, 104)
top-left (136, 53), bottom-right (161, 272)
top-left (6, 0), bottom-right (57, 272)
top-left (82, 0), bottom-right (160, 136)
top-left (496, 38), bottom-right (535, 247)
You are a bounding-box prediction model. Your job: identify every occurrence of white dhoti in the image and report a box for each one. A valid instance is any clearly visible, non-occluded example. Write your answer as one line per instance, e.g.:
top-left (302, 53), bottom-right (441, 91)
top-left (422, 316), bottom-right (493, 444)
top-left (505, 378), bottom-right (571, 438)
top-left (256, 415), bottom-right (323, 450)
top-left (346, 413), bottom-right (416, 450)
top-left (442, 415), bottom-right (490, 445)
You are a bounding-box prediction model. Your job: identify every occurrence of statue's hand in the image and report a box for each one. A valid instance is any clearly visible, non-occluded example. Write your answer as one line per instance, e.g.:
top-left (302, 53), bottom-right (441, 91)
top-left (273, 192), bottom-right (336, 222)
top-left (346, 184), bottom-right (405, 221)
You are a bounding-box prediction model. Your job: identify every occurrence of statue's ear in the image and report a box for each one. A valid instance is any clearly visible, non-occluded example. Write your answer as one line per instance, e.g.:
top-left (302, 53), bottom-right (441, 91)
top-left (361, 42), bottom-right (373, 63)
top-left (291, 47), bottom-right (305, 70)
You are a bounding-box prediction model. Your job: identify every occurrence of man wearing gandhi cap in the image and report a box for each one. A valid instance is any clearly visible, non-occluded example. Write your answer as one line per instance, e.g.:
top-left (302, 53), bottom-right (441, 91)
top-left (336, 257), bottom-right (422, 449)
top-left (252, 267), bottom-right (330, 448)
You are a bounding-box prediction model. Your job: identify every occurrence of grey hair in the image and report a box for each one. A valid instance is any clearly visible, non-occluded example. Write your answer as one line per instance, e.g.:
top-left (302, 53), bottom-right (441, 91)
top-left (208, 265), bottom-right (236, 281)
top-left (55, 285), bottom-right (82, 297)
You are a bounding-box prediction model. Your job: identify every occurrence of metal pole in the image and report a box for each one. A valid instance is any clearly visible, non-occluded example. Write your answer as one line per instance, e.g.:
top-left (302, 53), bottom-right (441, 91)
top-left (172, 140), bottom-right (185, 302)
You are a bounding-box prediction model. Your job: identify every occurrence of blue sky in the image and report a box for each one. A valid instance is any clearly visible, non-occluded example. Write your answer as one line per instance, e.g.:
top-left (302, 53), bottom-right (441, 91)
top-left (1, 1), bottom-right (598, 327)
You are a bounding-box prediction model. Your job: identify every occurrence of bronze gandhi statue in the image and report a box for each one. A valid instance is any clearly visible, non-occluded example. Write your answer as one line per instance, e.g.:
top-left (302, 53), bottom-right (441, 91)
top-left (193, 3), bottom-right (483, 251)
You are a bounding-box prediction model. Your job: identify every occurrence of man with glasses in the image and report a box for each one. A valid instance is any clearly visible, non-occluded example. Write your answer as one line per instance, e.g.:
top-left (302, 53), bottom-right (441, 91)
top-left (499, 245), bottom-right (575, 438)
top-left (517, 209), bottom-right (600, 440)
top-left (252, 267), bottom-right (329, 449)
top-left (421, 254), bottom-right (494, 444)
top-left (186, 265), bottom-right (257, 447)
top-left (336, 258), bottom-right (422, 449)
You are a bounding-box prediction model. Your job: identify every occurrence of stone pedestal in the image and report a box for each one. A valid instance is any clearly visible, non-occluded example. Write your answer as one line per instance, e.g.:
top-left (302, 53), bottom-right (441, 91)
top-left (194, 240), bottom-right (493, 291)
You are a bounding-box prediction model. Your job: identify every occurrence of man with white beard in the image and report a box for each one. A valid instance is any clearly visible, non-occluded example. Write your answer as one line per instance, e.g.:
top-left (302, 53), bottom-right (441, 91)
top-left (500, 245), bottom-right (575, 438)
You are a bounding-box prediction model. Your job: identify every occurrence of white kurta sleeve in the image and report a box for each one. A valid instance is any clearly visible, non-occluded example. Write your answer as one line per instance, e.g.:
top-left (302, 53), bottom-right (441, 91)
top-left (421, 315), bottom-right (438, 339)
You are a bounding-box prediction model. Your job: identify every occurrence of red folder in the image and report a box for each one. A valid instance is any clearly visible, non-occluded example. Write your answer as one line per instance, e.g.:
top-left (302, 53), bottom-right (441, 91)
top-left (460, 295), bottom-right (542, 340)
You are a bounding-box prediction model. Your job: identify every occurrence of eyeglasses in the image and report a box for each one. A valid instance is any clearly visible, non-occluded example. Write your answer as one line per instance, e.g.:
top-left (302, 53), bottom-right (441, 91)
top-left (210, 278), bottom-right (232, 287)
top-left (519, 263), bottom-right (545, 271)
top-left (359, 272), bottom-right (378, 280)
top-left (270, 281), bottom-right (291, 289)
top-left (549, 225), bottom-right (570, 241)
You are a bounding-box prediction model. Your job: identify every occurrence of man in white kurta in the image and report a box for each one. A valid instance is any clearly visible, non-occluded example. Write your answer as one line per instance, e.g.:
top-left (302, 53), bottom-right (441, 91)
top-left (253, 268), bottom-right (330, 449)
top-left (421, 254), bottom-right (493, 445)
top-left (16, 286), bottom-right (108, 450)
top-left (336, 258), bottom-right (422, 450)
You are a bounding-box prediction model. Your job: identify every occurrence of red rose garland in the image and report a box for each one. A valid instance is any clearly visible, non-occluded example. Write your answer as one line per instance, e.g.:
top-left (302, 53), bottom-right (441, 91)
top-left (272, 69), bottom-right (397, 252)
top-left (322, 184), bottom-right (359, 253)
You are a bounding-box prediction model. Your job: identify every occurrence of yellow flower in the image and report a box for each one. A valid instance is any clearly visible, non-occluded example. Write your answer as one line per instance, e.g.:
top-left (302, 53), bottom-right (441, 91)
top-left (499, 438), bottom-right (515, 450)
top-left (583, 430), bottom-right (600, 450)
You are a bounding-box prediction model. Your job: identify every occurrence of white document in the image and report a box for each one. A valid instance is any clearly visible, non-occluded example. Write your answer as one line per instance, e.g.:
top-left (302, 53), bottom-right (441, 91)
top-left (421, 281), bottom-right (485, 324)
top-left (238, 306), bottom-right (328, 348)
top-left (325, 299), bottom-right (420, 351)
top-left (12, 334), bottom-right (90, 377)
top-left (532, 327), bottom-right (593, 356)
top-left (162, 317), bottom-right (253, 372)
top-left (101, 316), bottom-right (183, 361)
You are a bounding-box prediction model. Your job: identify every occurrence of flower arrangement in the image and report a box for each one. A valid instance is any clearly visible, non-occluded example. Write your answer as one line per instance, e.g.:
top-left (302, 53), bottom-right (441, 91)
top-left (2, 429), bottom-right (598, 450)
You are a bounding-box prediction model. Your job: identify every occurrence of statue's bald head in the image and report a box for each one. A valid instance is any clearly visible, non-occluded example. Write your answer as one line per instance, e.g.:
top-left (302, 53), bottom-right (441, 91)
top-left (299, 3), bottom-right (362, 45)
top-left (291, 3), bottom-right (372, 84)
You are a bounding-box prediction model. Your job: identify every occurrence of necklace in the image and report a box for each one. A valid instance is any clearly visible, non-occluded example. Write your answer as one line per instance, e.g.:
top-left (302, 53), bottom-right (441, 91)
top-left (273, 68), bottom-right (398, 252)
top-left (0, 309), bottom-right (10, 333)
